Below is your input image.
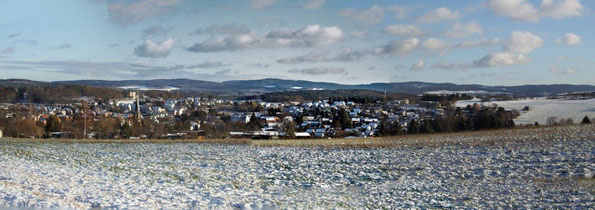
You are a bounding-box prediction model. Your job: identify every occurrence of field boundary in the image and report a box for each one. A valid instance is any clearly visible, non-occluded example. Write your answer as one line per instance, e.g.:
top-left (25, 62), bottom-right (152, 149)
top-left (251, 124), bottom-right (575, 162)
top-left (1, 124), bottom-right (593, 148)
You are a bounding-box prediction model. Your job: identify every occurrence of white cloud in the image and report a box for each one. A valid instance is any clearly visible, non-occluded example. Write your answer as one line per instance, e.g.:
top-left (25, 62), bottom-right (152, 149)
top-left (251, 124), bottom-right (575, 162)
top-left (134, 38), bottom-right (175, 58)
top-left (503, 31), bottom-right (543, 54)
top-left (379, 37), bottom-right (453, 57)
top-left (540, 0), bottom-right (584, 19)
top-left (416, 7), bottom-right (461, 24)
top-left (303, 0), bottom-right (325, 9)
top-left (381, 37), bottom-right (420, 56)
top-left (350, 30), bottom-right (368, 39)
top-left (431, 61), bottom-right (469, 70)
top-left (338, 5), bottom-right (385, 25)
top-left (410, 60), bottom-right (425, 71)
top-left (249, 62), bottom-right (270, 68)
top-left (383, 24), bottom-right (423, 36)
top-left (277, 48), bottom-right (379, 64)
top-left (0, 60), bottom-right (155, 78)
top-left (185, 62), bottom-right (230, 69)
top-left (250, 0), bottom-right (276, 9)
top-left (192, 23), bottom-right (251, 35)
top-left (432, 32), bottom-right (542, 69)
top-left (487, 0), bottom-right (583, 22)
top-left (280, 35), bottom-right (505, 63)
top-left (333, 48), bottom-right (382, 62)
top-left (107, 0), bottom-right (179, 25)
top-left (420, 38), bottom-right (450, 52)
top-left (556, 33), bottom-right (581, 45)
top-left (472, 52), bottom-right (530, 67)
top-left (277, 51), bottom-right (327, 64)
top-left (456, 38), bottom-right (500, 48)
top-left (168, 62), bottom-right (231, 71)
top-left (432, 52), bottom-right (530, 70)
top-left (188, 25), bottom-right (343, 52)
top-left (549, 65), bottom-right (577, 74)
top-left (187, 34), bottom-right (255, 52)
top-left (0, 60), bottom-right (249, 81)
top-left (386, 5), bottom-right (413, 20)
top-left (431, 32), bottom-right (543, 70)
top-left (142, 25), bottom-right (171, 36)
top-left (443, 21), bottom-right (483, 38)
top-left (287, 24), bottom-right (343, 46)
top-left (215, 69), bottom-right (234, 75)
top-left (487, 0), bottom-right (540, 22)
top-left (288, 67), bottom-right (346, 75)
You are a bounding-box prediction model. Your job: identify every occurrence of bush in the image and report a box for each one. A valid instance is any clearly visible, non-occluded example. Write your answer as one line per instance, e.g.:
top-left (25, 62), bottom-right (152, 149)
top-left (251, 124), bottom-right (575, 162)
top-left (581, 116), bottom-right (591, 124)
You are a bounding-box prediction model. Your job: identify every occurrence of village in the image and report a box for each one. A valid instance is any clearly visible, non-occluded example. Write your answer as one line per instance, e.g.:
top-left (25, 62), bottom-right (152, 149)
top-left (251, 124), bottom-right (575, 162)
top-left (0, 90), bottom-right (464, 140)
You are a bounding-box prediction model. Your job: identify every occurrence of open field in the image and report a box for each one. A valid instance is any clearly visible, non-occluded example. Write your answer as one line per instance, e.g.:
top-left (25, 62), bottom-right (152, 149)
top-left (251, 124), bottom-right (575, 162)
top-left (253, 124), bottom-right (595, 148)
top-left (456, 98), bottom-right (595, 125)
top-left (0, 125), bottom-right (594, 208)
top-left (6, 124), bottom-right (594, 148)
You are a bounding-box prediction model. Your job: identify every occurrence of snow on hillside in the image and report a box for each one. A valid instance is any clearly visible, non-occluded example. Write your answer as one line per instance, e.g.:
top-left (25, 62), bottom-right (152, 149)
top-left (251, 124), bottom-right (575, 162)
top-left (456, 98), bottom-right (595, 125)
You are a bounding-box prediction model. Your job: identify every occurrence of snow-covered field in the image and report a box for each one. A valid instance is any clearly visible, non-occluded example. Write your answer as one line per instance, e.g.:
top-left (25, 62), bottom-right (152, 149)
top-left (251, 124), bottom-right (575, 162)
top-left (456, 98), bottom-right (595, 125)
top-left (1, 125), bottom-right (594, 208)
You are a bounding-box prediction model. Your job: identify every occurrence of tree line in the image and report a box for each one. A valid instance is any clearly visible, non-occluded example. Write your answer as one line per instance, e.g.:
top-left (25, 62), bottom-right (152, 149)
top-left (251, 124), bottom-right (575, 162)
top-left (379, 106), bottom-right (518, 136)
top-left (0, 85), bottom-right (125, 104)
top-left (247, 89), bottom-right (415, 102)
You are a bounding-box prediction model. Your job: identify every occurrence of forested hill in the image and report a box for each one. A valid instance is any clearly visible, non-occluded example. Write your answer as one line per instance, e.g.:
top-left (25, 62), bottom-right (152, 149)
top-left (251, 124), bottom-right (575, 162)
top-left (242, 90), bottom-right (417, 102)
top-left (1, 78), bottom-right (594, 96)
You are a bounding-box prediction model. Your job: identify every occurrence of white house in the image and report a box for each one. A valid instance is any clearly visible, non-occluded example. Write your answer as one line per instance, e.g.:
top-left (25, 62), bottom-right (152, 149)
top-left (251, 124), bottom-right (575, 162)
top-left (190, 122), bottom-right (201, 131)
top-left (294, 132), bottom-right (311, 138)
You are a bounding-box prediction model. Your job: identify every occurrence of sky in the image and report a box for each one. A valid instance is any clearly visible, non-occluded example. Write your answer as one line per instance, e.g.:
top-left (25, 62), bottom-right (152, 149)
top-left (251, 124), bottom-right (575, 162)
top-left (0, 0), bottom-right (593, 85)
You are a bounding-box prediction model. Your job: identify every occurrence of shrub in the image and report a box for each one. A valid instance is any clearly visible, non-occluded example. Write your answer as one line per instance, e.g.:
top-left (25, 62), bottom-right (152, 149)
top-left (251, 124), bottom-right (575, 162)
top-left (581, 116), bottom-right (591, 124)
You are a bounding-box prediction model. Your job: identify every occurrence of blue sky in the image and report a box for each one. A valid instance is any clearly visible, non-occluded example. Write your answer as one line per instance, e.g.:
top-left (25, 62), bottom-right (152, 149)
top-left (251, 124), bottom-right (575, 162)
top-left (0, 0), bottom-right (593, 85)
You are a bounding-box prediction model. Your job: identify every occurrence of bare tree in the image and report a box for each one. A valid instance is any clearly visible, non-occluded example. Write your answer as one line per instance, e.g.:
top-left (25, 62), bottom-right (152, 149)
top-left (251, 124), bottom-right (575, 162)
top-left (546, 116), bottom-right (559, 126)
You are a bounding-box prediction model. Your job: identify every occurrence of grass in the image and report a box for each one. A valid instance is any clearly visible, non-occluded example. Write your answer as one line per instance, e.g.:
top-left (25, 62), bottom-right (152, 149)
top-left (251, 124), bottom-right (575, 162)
top-left (2, 124), bottom-right (593, 148)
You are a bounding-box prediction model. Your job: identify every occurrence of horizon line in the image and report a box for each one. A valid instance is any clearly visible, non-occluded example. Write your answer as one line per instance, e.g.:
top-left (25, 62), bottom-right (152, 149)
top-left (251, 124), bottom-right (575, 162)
top-left (1, 77), bottom-right (594, 87)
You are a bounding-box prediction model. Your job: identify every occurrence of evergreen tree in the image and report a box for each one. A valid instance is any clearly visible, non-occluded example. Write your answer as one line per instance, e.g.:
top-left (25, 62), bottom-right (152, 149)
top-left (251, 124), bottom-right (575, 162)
top-left (45, 115), bottom-right (62, 133)
top-left (393, 122), bottom-right (402, 135)
top-left (421, 119), bottom-right (434, 134)
top-left (121, 121), bottom-right (132, 139)
top-left (581, 116), bottom-right (591, 124)
top-left (408, 119), bottom-right (420, 134)
top-left (248, 113), bottom-right (261, 129)
top-left (381, 121), bottom-right (402, 136)
top-left (338, 109), bottom-right (351, 129)
top-left (295, 114), bottom-right (304, 125)
top-left (377, 120), bottom-right (386, 136)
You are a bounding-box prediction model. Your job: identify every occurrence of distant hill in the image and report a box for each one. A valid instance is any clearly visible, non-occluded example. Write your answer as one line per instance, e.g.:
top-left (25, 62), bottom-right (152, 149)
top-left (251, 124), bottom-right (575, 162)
top-left (247, 89), bottom-right (417, 102)
top-left (1, 78), bottom-right (594, 96)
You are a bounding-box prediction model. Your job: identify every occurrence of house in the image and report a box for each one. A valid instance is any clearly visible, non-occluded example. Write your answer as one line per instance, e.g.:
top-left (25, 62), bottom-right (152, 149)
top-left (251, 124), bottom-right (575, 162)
top-left (190, 122), bottom-right (201, 131)
top-left (230, 132), bottom-right (252, 138)
top-left (418, 101), bottom-right (441, 109)
top-left (0, 129), bottom-right (3, 138)
top-left (252, 129), bottom-right (280, 139)
top-left (260, 116), bottom-right (279, 127)
top-left (294, 132), bottom-right (311, 139)
top-left (50, 132), bottom-right (73, 139)
top-left (231, 114), bottom-right (250, 123)
top-left (166, 133), bottom-right (186, 139)
top-left (314, 128), bottom-right (327, 138)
